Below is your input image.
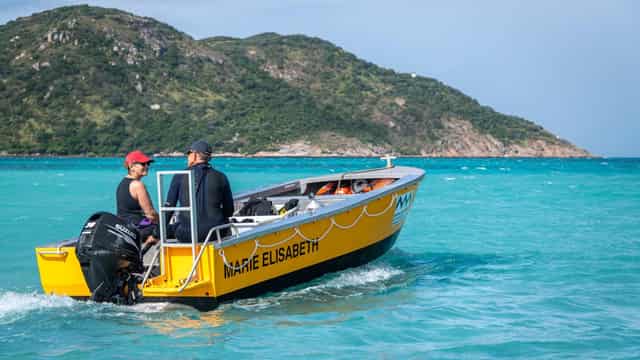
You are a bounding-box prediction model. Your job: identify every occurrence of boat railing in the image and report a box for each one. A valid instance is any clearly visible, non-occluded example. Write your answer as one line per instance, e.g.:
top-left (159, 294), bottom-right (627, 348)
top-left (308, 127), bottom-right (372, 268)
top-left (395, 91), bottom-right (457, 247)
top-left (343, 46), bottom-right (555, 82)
top-left (141, 221), bottom-right (238, 290)
top-left (156, 170), bottom-right (199, 277)
top-left (207, 223), bottom-right (239, 245)
top-left (176, 223), bottom-right (237, 292)
top-left (141, 246), bottom-right (161, 287)
top-left (154, 170), bottom-right (240, 284)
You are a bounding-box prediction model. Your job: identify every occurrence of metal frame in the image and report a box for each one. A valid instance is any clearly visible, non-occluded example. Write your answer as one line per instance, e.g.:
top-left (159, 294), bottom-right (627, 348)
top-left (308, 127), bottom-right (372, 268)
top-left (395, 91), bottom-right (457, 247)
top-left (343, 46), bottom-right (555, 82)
top-left (141, 247), bottom-right (160, 286)
top-left (153, 170), bottom-right (238, 288)
top-left (155, 170), bottom-right (199, 277)
top-left (177, 223), bottom-right (237, 292)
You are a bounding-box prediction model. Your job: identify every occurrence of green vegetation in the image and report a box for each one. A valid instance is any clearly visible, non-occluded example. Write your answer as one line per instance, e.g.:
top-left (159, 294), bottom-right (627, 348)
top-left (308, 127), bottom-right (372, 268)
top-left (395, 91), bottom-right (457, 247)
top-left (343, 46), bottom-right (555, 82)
top-left (0, 6), bottom-right (578, 156)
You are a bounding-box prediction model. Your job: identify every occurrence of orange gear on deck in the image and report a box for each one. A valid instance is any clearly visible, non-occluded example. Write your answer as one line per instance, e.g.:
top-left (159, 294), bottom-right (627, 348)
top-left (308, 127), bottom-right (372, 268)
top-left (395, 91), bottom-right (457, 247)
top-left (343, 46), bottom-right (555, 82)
top-left (316, 182), bottom-right (336, 195)
top-left (334, 185), bottom-right (353, 195)
top-left (371, 178), bottom-right (394, 190)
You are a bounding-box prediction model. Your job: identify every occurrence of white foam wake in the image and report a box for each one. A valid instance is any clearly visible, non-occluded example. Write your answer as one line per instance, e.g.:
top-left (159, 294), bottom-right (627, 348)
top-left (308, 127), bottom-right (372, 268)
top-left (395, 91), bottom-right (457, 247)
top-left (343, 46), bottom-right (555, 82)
top-left (0, 291), bottom-right (75, 323)
top-left (129, 302), bottom-right (173, 313)
top-left (233, 265), bottom-right (404, 311)
top-left (282, 264), bottom-right (404, 298)
top-left (320, 265), bottom-right (403, 289)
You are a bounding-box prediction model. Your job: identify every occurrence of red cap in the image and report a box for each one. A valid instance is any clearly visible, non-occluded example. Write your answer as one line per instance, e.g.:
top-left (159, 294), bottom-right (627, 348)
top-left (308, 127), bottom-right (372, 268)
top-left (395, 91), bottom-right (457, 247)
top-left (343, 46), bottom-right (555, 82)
top-left (125, 150), bottom-right (153, 167)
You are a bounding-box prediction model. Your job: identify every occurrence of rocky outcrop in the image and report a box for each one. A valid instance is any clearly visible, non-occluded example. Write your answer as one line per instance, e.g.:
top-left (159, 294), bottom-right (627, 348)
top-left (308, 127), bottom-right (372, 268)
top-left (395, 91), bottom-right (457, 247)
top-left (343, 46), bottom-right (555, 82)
top-left (419, 118), bottom-right (589, 157)
top-left (251, 121), bottom-right (590, 157)
top-left (253, 133), bottom-right (388, 157)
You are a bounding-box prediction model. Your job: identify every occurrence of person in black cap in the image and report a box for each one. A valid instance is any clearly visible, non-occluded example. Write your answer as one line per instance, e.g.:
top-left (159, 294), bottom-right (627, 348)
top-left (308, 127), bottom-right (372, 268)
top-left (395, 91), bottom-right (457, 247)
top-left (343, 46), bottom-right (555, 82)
top-left (166, 140), bottom-right (234, 243)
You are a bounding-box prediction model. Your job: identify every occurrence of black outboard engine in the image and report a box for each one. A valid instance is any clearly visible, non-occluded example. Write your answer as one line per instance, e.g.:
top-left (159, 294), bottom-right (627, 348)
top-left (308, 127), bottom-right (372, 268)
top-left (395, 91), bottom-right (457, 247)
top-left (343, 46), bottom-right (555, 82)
top-left (76, 212), bottom-right (143, 305)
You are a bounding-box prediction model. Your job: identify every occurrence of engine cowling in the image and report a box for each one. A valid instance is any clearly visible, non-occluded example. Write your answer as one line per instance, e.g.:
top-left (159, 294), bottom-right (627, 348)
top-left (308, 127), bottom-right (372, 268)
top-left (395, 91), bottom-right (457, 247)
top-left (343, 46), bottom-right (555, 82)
top-left (75, 212), bottom-right (142, 304)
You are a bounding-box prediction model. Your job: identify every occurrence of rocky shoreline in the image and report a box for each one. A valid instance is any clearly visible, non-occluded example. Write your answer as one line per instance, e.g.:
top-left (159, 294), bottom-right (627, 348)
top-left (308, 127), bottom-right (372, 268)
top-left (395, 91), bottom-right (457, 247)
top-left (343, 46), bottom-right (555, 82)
top-left (0, 151), bottom-right (597, 159)
top-left (0, 134), bottom-right (594, 158)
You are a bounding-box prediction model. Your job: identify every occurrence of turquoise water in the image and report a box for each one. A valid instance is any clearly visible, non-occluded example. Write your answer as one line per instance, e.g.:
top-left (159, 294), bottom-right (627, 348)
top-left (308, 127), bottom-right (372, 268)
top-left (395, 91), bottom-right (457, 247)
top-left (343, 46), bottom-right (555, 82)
top-left (1, 157), bottom-right (639, 359)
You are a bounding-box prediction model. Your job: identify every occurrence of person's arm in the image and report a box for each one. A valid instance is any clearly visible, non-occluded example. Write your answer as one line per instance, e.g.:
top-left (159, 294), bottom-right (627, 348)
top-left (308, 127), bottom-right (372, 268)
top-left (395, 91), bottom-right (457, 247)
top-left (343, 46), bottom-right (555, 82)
top-left (129, 180), bottom-right (159, 223)
top-left (222, 174), bottom-right (234, 218)
top-left (165, 174), bottom-right (182, 207)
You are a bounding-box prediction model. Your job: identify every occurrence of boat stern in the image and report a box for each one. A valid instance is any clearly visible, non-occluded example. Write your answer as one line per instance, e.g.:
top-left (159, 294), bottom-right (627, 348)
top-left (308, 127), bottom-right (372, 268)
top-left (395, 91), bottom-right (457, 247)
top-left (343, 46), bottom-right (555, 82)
top-left (35, 245), bottom-right (90, 297)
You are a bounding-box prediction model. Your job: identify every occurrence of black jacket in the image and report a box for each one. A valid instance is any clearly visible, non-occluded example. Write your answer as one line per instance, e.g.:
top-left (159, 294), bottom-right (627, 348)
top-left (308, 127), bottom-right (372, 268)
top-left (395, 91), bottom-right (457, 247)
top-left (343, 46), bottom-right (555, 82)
top-left (173, 163), bottom-right (234, 242)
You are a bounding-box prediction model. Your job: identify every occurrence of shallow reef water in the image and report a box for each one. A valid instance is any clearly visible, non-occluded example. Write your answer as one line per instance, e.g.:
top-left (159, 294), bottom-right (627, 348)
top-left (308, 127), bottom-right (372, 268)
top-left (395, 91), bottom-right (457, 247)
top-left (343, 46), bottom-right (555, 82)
top-left (0, 157), bottom-right (638, 359)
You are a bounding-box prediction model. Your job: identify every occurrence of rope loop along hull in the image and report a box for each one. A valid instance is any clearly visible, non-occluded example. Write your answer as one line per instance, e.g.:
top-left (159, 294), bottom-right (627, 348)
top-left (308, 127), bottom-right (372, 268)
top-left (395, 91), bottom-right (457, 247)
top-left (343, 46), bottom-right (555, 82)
top-left (35, 166), bottom-right (424, 311)
top-left (143, 230), bottom-right (401, 311)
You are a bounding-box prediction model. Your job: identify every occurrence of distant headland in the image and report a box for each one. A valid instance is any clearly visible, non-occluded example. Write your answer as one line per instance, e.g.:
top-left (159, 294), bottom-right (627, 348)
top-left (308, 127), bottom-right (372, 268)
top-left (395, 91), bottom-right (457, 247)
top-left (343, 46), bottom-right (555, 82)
top-left (0, 5), bottom-right (590, 158)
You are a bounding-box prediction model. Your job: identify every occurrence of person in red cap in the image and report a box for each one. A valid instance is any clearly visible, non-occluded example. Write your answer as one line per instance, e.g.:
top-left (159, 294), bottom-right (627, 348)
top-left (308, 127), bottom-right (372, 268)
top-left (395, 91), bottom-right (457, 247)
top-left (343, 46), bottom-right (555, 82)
top-left (116, 150), bottom-right (159, 246)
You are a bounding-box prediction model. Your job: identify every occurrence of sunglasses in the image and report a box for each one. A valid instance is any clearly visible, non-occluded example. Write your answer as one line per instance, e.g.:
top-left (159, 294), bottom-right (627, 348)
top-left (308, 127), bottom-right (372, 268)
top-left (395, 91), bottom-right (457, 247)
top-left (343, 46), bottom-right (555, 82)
top-left (133, 162), bottom-right (151, 167)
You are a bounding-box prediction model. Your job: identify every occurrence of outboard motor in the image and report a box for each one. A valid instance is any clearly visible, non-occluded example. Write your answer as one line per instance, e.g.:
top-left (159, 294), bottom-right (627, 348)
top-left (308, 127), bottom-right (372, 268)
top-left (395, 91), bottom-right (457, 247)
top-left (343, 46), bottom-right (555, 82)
top-left (76, 212), bottom-right (143, 305)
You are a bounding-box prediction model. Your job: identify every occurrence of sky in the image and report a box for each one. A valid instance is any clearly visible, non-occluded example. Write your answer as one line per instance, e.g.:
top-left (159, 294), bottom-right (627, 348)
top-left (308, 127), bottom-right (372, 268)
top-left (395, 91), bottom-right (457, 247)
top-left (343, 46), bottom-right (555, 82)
top-left (2, 1), bottom-right (638, 157)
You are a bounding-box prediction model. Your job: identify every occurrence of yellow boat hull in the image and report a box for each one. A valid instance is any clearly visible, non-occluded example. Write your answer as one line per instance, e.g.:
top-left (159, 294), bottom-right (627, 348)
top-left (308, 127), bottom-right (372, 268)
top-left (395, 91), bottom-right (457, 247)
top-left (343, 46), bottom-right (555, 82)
top-left (35, 172), bottom-right (421, 310)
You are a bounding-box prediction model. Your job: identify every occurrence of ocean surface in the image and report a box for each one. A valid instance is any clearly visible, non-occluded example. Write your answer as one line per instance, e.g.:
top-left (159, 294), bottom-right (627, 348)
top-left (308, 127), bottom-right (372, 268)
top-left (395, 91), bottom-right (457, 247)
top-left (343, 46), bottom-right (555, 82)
top-left (0, 157), bottom-right (638, 359)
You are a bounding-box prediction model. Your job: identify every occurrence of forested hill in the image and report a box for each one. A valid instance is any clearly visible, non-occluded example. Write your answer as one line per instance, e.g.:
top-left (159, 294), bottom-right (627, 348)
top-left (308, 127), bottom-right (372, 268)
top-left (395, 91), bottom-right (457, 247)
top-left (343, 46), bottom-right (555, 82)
top-left (0, 6), bottom-right (589, 157)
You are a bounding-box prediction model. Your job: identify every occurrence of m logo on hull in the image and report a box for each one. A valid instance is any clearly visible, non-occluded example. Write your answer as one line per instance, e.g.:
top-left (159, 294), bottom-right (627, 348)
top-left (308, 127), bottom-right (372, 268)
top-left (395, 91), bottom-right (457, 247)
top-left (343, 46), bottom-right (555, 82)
top-left (392, 191), bottom-right (415, 225)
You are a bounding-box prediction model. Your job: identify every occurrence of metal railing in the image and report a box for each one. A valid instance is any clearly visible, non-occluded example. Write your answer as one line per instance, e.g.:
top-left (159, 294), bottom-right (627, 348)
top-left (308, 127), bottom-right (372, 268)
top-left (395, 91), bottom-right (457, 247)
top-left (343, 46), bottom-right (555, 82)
top-left (177, 223), bottom-right (237, 292)
top-left (156, 170), bottom-right (199, 277)
top-left (141, 246), bottom-right (161, 287)
top-left (153, 170), bottom-right (238, 289)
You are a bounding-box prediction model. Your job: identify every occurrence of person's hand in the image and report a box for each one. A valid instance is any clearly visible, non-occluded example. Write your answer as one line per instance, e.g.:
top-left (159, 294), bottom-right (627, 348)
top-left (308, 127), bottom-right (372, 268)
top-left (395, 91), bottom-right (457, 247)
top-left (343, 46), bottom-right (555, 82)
top-left (148, 211), bottom-right (159, 223)
top-left (143, 236), bottom-right (159, 246)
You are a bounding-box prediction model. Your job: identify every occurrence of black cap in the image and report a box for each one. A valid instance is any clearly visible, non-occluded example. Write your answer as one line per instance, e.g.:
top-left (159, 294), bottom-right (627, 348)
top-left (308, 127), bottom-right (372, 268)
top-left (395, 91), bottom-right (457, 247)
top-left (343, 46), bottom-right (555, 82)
top-left (187, 140), bottom-right (212, 156)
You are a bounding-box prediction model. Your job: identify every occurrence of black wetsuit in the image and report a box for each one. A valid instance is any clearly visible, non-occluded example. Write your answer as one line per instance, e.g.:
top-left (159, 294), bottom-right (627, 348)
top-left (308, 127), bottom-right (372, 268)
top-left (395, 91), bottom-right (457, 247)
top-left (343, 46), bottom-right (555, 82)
top-left (171, 163), bottom-right (234, 243)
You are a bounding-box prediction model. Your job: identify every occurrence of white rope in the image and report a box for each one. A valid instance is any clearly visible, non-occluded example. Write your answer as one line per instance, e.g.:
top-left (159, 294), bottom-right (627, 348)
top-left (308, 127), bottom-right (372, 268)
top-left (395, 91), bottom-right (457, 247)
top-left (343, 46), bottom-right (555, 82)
top-left (295, 221), bottom-right (334, 243)
top-left (331, 208), bottom-right (367, 230)
top-left (364, 194), bottom-right (397, 217)
top-left (220, 193), bottom-right (398, 270)
top-left (256, 230), bottom-right (298, 248)
top-left (218, 240), bottom-right (259, 271)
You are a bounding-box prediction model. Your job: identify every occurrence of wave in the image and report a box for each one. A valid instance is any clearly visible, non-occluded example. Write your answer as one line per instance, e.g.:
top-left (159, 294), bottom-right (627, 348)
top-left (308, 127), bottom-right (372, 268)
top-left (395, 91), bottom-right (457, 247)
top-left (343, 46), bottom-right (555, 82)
top-left (229, 250), bottom-right (505, 315)
top-left (311, 264), bottom-right (403, 290)
top-left (231, 264), bottom-right (404, 311)
top-left (129, 302), bottom-right (174, 314)
top-left (0, 291), bottom-right (75, 324)
top-left (381, 248), bottom-right (506, 281)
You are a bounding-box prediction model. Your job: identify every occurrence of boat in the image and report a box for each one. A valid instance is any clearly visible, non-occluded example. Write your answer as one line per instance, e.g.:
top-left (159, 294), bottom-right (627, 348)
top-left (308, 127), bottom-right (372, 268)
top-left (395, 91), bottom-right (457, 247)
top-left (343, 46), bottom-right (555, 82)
top-left (35, 157), bottom-right (424, 311)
